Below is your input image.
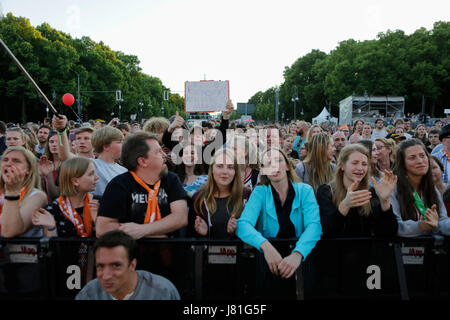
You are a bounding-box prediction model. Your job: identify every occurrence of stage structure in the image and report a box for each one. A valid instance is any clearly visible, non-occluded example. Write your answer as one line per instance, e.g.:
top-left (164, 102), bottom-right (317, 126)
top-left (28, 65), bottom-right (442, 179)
top-left (339, 95), bottom-right (405, 125)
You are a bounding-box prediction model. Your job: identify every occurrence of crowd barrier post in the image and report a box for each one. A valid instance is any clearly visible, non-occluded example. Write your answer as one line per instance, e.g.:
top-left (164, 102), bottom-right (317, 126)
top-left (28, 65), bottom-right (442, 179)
top-left (393, 242), bottom-right (409, 300)
top-left (192, 244), bottom-right (207, 300)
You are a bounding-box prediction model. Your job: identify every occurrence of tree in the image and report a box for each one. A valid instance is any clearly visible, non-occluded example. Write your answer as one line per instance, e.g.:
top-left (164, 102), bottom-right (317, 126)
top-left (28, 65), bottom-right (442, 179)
top-left (0, 13), bottom-right (185, 123)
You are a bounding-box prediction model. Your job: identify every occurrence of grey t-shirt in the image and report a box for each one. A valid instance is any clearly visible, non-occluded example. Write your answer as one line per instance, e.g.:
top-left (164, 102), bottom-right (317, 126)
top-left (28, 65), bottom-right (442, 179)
top-left (75, 270), bottom-right (180, 300)
top-left (390, 185), bottom-right (450, 237)
top-left (295, 161), bottom-right (336, 184)
top-left (371, 129), bottom-right (388, 140)
top-left (93, 158), bottom-right (127, 198)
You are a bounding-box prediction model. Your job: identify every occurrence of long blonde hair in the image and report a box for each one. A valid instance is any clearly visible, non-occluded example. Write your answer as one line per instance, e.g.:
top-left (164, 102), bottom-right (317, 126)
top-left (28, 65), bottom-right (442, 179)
top-left (194, 148), bottom-right (244, 218)
top-left (0, 146), bottom-right (41, 197)
top-left (375, 137), bottom-right (396, 163)
top-left (330, 144), bottom-right (372, 216)
top-left (306, 124), bottom-right (323, 142)
top-left (303, 133), bottom-right (334, 193)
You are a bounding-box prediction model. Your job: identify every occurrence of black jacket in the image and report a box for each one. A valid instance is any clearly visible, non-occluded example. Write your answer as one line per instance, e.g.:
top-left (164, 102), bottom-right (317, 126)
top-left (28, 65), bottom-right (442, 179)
top-left (316, 184), bottom-right (398, 238)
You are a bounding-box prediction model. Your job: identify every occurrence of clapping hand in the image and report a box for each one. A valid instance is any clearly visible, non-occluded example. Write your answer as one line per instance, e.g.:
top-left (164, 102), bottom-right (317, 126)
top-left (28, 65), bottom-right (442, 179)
top-left (226, 215), bottom-right (237, 235)
top-left (31, 208), bottom-right (56, 229)
top-left (371, 170), bottom-right (397, 201)
top-left (338, 179), bottom-right (372, 216)
top-left (424, 204), bottom-right (439, 229)
top-left (194, 215), bottom-right (208, 236)
top-left (88, 199), bottom-right (99, 222)
top-left (38, 155), bottom-right (54, 177)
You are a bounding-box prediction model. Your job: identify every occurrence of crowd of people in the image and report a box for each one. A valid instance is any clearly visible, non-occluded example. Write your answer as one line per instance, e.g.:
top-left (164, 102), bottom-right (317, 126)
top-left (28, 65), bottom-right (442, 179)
top-left (1, 100), bottom-right (450, 300)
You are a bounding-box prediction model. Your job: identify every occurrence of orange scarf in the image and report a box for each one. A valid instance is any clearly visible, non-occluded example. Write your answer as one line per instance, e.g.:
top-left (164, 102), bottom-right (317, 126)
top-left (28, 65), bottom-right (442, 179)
top-left (0, 188), bottom-right (28, 233)
top-left (443, 149), bottom-right (450, 162)
top-left (57, 193), bottom-right (93, 237)
top-left (130, 171), bottom-right (161, 224)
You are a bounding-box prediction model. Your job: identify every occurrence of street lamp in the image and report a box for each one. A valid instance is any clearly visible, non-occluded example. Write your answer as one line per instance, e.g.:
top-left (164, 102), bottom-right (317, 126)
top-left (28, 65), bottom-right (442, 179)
top-left (116, 89), bottom-right (123, 120)
top-left (49, 90), bottom-right (56, 118)
top-left (275, 86), bottom-right (280, 123)
top-left (139, 101), bottom-right (143, 123)
top-left (291, 86), bottom-right (299, 121)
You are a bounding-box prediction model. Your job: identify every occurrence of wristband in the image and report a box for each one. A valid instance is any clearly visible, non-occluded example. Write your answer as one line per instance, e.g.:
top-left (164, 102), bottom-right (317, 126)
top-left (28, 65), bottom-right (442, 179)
top-left (57, 126), bottom-right (68, 134)
top-left (4, 195), bottom-right (20, 201)
top-left (57, 127), bottom-right (67, 146)
top-left (47, 226), bottom-right (56, 232)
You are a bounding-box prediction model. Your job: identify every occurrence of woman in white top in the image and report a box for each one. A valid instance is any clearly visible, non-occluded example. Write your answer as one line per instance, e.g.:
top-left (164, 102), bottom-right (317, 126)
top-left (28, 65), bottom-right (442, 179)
top-left (0, 146), bottom-right (47, 237)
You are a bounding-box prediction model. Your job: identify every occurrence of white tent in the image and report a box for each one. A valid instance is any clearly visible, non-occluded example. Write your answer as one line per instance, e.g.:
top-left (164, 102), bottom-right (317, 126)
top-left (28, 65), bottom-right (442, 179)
top-left (312, 107), bottom-right (338, 124)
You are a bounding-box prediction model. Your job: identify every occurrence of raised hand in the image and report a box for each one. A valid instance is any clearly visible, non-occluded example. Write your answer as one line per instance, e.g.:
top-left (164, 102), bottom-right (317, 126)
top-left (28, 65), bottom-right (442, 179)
top-left (222, 99), bottom-right (234, 120)
top-left (38, 155), bottom-right (54, 177)
top-left (371, 170), bottom-right (397, 202)
top-left (338, 179), bottom-right (372, 216)
top-left (52, 114), bottom-right (67, 131)
top-left (88, 199), bottom-right (99, 222)
top-left (168, 111), bottom-right (185, 133)
top-left (194, 215), bottom-right (208, 236)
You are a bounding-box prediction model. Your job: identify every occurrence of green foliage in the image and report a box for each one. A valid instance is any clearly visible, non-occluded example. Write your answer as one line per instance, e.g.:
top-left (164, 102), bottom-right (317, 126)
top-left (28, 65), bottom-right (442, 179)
top-left (249, 21), bottom-right (450, 121)
top-left (0, 13), bottom-right (185, 122)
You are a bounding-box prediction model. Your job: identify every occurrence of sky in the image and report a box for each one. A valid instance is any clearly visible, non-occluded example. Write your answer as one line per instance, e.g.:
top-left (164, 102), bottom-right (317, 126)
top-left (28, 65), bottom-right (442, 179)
top-left (1, 0), bottom-right (449, 105)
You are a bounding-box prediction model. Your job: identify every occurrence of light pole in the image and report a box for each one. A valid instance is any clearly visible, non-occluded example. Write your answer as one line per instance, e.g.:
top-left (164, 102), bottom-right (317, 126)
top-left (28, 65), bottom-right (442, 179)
top-left (291, 86), bottom-right (299, 121)
top-left (116, 90), bottom-right (123, 120)
top-left (275, 87), bottom-right (279, 123)
top-left (139, 101), bottom-right (143, 123)
top-left (50, 90), bottom-right (56, 118)
top-left (77, 73), bottom-right (82, 121)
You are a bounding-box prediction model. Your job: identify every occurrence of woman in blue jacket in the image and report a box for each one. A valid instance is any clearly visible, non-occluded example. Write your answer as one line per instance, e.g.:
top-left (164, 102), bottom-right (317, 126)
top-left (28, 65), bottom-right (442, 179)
top-left (236, 147), bottom-right (322, 299)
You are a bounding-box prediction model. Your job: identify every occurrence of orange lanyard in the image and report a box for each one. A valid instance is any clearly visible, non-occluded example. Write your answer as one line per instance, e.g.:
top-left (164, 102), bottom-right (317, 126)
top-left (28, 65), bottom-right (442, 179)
top-left (58, 193), bottom-right (92, 237)
top-left (443, 149), bottom-right (450, 162)
top-left (130, 172), bottom-right (161, 224)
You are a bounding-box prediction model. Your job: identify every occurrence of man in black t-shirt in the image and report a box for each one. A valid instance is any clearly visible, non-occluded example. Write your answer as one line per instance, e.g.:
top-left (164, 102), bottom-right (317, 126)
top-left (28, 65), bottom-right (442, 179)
top-left (96, 132), bottom-right (188, 239)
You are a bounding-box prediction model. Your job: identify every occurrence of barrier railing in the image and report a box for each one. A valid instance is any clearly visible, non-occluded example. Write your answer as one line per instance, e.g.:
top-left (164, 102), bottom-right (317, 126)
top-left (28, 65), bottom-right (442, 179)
top-left (0, 236), bottom-right (448, 300)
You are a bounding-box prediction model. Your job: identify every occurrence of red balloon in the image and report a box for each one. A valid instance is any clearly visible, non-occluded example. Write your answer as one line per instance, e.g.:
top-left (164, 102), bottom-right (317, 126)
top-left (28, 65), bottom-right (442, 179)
top-left (62, 93), bottom-right (75, 106)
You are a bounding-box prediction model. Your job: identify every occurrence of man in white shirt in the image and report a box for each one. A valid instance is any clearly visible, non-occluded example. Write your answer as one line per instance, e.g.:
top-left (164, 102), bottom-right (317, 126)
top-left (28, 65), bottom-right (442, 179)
top-left (371, 118), bottom-right (388, 140)
top-left (35, 125), bottom-right (50, 158)
top-left (432, 124), bottom-right (450, 183)
top-left (91, 126), bottom-right (128, 198)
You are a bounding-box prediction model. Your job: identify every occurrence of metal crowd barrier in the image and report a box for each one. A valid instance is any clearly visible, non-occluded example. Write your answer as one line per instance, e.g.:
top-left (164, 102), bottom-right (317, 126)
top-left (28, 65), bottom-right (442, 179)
top-left (0, 236), bottom-right (448, 300)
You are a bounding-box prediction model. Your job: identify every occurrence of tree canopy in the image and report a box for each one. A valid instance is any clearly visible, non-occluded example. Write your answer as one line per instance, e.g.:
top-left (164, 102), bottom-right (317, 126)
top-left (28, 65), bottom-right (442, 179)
top-left (249, 21), bottom-right (450, 122)
top-left (0, 13), bottom-right (185, 123)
